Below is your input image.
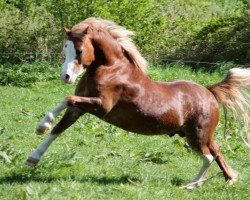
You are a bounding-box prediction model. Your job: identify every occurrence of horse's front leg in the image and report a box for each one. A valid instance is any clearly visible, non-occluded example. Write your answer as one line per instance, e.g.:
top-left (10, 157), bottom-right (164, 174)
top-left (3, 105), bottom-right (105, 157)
top-left (26, 107), bottom-right (84, 167)
top-left (65, 96), bottom-right (106, 115)
top-left (26, 96), bottom-right (104, 167)
top-left (36, 100), bottom-right (67, 135)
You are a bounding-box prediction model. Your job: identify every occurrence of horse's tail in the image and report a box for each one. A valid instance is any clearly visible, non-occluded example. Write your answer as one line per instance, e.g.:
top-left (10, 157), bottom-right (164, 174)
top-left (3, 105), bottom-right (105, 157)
top-left (208, 68), bottom-right (250, 146)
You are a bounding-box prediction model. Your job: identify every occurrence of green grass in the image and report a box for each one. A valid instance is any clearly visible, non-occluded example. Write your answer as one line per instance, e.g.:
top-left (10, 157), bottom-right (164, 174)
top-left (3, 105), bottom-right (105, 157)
top-left (0, 63), bottom-right (249, 200)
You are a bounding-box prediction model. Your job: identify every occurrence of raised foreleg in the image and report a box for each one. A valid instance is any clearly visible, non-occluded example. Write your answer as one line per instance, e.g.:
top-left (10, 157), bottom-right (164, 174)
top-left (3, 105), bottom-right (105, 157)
top-left (65, 96), bottom-right (106, 114)
top-left (26, 107), bottom-right (84, 166)
top-left (36, 100), bottom-right (67, 135)
top-left (36, 96), bottom-right (104, 134)
top-left (26, 96), bottom-right (106, 167)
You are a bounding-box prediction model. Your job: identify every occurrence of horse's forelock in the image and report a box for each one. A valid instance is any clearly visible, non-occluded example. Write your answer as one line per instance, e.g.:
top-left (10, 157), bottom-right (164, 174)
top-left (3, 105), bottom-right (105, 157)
top-left (70, 24), bottom-right (89, 39)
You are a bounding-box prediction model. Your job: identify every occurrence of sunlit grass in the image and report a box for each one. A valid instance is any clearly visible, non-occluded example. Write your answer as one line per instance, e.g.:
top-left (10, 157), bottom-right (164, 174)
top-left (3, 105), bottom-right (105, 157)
top-left (0, 63), bottom-right (249, 200)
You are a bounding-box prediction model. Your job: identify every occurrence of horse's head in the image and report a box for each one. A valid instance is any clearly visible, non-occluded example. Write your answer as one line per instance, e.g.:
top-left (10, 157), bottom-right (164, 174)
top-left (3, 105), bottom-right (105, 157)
top-left (61, 25), bottom-right (94, 84)
top-left (61, 17), bottom-right (147, 84)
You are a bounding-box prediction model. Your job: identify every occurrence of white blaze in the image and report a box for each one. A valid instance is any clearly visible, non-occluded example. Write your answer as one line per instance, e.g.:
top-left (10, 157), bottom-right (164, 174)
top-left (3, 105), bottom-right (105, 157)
top-left (61, 40), bottom-right (84, 84)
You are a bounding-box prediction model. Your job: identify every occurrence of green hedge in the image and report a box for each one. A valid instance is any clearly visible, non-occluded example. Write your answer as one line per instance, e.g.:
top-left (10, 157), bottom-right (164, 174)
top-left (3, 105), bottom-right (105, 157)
top-left (0, 0), bottom-right (249, 66)
top-left (0, 62), bottom-right (59, 87)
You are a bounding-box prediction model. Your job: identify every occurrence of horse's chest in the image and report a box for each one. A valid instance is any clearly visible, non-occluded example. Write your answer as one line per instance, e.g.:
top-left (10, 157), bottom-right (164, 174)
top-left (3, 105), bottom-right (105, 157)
top-left (76, 76), bottom-right (100, 97)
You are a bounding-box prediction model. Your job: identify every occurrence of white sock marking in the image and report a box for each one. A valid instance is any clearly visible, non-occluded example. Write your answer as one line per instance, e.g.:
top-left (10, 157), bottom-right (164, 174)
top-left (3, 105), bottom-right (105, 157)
top-left (37, 100), bottom-right (67, 132)
top-left (185, 154), bottom-right (214, 189)
top-left (30, 134), bottom-right (59, 160)
top-left (50, 100), bottom-right (67, 118)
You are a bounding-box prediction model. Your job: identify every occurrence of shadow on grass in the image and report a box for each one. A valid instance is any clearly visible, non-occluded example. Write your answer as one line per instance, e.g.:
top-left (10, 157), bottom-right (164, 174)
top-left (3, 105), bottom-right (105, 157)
top-left (0, 173), bottom-right (141, 185)
top-left (170, 176), bottom-right (186, 186)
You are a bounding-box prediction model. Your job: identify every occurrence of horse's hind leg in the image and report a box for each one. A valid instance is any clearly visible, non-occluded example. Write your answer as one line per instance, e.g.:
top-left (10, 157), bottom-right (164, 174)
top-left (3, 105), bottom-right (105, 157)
top-left (181, 116), bottom-right (217, 189)
top-left (182, 146), bottom-right (214, 189)
top-left (182, 137), bottom-right (238, 189)
top-left (26, 107), bottom-right (84, 167)
top-left (209, 141), bottom-right (238, 185)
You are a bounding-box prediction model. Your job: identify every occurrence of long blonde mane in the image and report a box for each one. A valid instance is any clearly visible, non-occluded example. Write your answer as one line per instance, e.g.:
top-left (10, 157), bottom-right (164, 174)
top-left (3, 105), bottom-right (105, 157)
top-left (71, 17), bottom-right (147, 73)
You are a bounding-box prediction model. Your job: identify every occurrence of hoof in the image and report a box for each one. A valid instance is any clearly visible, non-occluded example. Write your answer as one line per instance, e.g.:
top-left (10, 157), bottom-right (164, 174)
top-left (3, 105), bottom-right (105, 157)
top-left (228, 179), bottom-right (237, 186)
top-left (36, 126), bottom-right (49, 135)
top-left (25, 157), bottom-right (40, 167)
top-left (180, 181), bottom-right (203, 189)
top-left (227, 170), bottom-right (238, 186)
top-left (36, 122), bottom-right (52, 135)
top-left (36, 113), bottom-right (54, 135)
top-left (180, 183), bottom-right (201, 190)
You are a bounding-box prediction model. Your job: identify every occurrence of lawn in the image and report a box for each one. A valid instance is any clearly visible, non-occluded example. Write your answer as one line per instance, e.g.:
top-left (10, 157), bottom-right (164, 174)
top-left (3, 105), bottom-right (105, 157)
top-left (0, 63), bottom-right (249, 200)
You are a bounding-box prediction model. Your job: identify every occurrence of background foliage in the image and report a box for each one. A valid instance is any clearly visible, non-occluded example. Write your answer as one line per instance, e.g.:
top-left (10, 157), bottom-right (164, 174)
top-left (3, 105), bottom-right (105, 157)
top-left (0, 0), bottom-right (249, 66)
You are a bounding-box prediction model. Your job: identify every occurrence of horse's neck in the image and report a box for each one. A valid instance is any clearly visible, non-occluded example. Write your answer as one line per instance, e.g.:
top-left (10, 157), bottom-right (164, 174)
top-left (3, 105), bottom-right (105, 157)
top-left (92, 31), bottom-right (124, 64)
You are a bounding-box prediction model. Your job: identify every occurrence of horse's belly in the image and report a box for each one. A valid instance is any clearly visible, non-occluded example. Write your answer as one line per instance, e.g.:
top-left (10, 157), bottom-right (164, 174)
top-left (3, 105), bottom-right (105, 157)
top-left (103, 102), bottom-right (181, 135)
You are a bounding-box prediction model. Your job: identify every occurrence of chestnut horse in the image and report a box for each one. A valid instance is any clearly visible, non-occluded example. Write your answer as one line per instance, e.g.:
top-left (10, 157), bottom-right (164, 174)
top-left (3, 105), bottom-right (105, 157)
top-left (26, 17), bottom-right (250, 189)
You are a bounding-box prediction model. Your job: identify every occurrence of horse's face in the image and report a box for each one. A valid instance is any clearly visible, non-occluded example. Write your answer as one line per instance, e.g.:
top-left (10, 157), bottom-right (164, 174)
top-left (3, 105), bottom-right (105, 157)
top-left (61, 27), bottom-right (94, 84)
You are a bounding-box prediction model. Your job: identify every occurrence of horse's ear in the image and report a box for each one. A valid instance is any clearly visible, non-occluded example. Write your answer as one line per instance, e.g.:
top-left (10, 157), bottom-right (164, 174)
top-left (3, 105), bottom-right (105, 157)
top-left (83, 26), bottom-right (93, 34)
top-left (63, 28), bottom-right (71, 36)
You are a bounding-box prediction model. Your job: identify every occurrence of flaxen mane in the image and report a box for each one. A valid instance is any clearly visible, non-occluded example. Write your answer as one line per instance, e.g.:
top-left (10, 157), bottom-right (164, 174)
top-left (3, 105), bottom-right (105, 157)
top-left (71, 17), bottom-right (147, 73)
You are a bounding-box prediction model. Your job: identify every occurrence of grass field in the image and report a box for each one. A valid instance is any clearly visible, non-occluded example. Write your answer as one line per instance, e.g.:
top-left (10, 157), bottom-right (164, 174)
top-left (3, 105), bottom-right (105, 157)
top-left (0, 63), bottom-right (249, 199)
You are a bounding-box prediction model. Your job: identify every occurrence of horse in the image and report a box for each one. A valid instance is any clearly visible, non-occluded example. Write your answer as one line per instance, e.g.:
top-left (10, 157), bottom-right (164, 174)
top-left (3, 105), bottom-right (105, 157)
top-left (26, 17), bottom-right (250, 189)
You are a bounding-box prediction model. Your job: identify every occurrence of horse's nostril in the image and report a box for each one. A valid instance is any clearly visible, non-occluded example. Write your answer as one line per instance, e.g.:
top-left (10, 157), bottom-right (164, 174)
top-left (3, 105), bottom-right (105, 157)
top-left (65, 74), bottom-right (70, 80)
